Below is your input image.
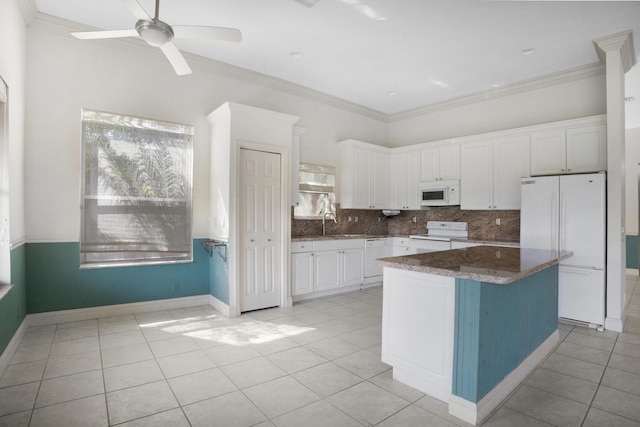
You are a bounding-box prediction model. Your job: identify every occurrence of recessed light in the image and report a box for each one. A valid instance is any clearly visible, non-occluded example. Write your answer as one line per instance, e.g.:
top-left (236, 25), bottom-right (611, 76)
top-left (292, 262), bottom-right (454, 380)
top-left (521, 48), bottom-right (535, 56)
top-left (290, 51), bottom-right (304, 59)
top-left (387, 91), bottom-right (397, 96)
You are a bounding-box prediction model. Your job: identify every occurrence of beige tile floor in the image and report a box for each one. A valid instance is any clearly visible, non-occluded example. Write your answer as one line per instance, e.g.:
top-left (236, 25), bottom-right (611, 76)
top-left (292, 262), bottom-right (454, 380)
top-left (0, 275), bottom-right (639, 426)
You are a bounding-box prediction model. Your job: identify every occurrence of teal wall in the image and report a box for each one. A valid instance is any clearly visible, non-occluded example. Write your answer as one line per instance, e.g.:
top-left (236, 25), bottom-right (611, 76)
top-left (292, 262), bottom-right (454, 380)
top-left (627, 235), bottom-right (638, 270)
top-left (209, 245), bottom-right (229, 304)
top-left (453, 265), bottom-right (558, 403)
top-left (0, 245), bottom-right (27, 356)
top-left (25, 239), bottom-right (209, 314)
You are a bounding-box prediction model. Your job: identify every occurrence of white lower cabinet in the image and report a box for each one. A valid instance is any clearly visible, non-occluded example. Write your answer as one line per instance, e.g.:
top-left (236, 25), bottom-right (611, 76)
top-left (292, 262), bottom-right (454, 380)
top-left (291, 239), bottom-right (365, 298)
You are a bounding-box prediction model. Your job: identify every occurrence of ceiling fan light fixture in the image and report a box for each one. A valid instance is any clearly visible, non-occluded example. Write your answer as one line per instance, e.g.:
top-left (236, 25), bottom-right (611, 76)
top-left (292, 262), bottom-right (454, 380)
top-left (136, 19), bottom-right (174, 47)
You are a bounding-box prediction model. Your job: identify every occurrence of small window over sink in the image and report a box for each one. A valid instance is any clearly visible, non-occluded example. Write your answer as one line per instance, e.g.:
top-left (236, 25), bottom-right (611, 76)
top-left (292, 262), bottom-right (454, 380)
top-left (294, 163), bottom-right (336, 219)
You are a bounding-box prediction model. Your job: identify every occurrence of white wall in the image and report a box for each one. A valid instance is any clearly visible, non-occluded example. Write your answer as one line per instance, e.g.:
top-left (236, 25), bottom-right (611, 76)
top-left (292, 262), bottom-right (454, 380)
top-left (25, 20), bottom-right (388, 241)
top-left (387, 73), bottom-right (606, 146)
top-left (0, 0), bottom-right (27, 246)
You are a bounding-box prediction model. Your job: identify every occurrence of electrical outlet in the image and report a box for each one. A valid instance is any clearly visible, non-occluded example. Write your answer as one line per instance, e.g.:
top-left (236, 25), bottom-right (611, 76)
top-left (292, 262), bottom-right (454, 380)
top-left (412, 216), bottom-right (417, 223)
top-left (355, 216), bottom-right (358, 222)
top-left (348, 216), bottom-right (352, 222)
top-left (496, 218), bottom-right (501, 226)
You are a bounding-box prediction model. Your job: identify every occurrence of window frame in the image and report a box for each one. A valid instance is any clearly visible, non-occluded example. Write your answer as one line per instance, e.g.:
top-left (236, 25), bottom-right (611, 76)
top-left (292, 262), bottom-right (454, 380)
top-left (79, 109), bottom-right (194, 269)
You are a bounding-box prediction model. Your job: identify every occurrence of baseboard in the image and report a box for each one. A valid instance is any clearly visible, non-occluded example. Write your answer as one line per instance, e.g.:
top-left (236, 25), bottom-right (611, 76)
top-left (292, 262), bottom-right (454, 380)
top-left (448, 330), bottom-right (559, 425)
top-left (606, 316), bottom-right (624, 333)
top-left (0, 319), bottom-right (29, 378)
top-left (209, 295), bottom-right (230, 316)
top-left (27, 295), bottom-right (211, 327)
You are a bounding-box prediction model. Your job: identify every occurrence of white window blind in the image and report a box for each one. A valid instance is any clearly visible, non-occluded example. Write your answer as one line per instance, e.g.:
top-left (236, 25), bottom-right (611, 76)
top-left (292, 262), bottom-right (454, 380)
top-left (294, 163), bottom-right (336, 219)
top-left (80, 109), bottom-right (194, 267)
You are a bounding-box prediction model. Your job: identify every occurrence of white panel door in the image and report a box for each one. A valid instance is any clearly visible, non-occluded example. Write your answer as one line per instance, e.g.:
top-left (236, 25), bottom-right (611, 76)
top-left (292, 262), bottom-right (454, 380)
top-left (291, 252), bottom-right (313, 296)
top-left (520, 175), bottom-right (559, 251)
top-left (530, 130), bottom-right (566, 176)
top-left (352, 150), bottom-right (371, 209)
top-left (371, 152), bottom-right (389, 209)
top-left (341, 248), bottom-right (364, 287)
top-left (439, 144), bottom-right (460, 181)
top-left (314, 250), bottom-right (340, 291)
top-left (239, 148), bottom-right (281, 312)
top-left (420, 147), bottom-right (439, 182)
top-left (566, 125), bottom-right (607, 174)
top-left (492, 135), bottom-right (530, 210)
top-left (460, 139), bottom-right (493, 210)
top-left (560, 173), bottom-right (606, 269)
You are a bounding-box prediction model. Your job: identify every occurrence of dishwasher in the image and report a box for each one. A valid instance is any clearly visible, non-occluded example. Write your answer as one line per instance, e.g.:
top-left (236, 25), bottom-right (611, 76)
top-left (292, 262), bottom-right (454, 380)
top-left (364, 238), bottom-right (391, 287)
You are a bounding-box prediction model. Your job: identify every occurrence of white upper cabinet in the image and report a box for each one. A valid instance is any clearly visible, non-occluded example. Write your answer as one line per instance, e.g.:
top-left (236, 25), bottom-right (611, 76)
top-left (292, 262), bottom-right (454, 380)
top-left (530, 122), bottom-right (606, 176)
top-left (420, 142), bottom-right (460, 182)
top-left (566, 125), bottom-right (607, 174)
top-left (338, 140), bottom-right (390, 209)
top-left (461, 135), bottom-right (530, 210)
top-left (389, 150), bottom-right (421, 210)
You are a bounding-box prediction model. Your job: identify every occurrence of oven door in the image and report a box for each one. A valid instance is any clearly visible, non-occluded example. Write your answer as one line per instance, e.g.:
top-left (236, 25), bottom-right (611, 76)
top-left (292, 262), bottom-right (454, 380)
top-left (409, 239), bottom-right (451, 253)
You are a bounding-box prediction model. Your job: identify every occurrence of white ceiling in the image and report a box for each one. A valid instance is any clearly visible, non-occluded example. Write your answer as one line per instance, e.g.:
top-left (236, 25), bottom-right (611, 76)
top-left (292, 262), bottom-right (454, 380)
top-left (33, 0), bottom-right (640, 115)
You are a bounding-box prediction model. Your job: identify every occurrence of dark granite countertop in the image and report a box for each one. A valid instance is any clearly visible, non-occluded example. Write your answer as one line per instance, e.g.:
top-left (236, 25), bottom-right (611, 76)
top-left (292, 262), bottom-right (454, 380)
top-left (376, 246), bottom-right (572, 284)
top-left (291, 234), bottom-right (388, 242)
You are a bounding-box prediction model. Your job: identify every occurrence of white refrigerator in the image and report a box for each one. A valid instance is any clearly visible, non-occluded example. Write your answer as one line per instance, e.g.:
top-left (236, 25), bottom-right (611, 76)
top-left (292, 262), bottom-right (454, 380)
top-left (520, 173), bottom-right (606, 326)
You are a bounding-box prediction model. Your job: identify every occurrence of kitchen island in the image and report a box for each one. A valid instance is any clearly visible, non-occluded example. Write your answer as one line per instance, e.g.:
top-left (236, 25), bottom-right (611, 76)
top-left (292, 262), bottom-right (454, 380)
top-left (377, 246), bottom-right (572, 425)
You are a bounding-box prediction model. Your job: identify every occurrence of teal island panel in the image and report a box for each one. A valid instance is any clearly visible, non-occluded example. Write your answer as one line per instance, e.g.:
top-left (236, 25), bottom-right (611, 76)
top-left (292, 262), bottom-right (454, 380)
top-left (0, 245), bottom-right (27, 356)
top-left (452, 265), bottom-right (558, 403)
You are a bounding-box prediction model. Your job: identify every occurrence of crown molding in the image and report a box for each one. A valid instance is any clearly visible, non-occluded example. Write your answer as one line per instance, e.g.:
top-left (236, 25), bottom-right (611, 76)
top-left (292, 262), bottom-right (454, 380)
top-left (17, 0), bottom-right (38, 24)
top-left (28, 13), bottom-right (388, 123)
top-left (593, 30), bottom-right (637, 73)
top-left (388, 63), bottom-right (606, 123)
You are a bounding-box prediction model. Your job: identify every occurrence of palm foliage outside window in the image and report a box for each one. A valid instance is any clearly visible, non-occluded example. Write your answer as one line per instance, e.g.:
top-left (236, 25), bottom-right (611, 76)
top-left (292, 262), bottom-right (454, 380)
top-left (294, 163), bottom-right (336, 219)
top-left (80, 109), bottom-right (193, 267)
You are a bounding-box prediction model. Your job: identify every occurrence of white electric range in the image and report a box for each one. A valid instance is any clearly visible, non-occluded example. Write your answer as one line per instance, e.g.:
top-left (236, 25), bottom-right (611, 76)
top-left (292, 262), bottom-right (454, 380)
top-left (408, 221), bottom-right (468, 253)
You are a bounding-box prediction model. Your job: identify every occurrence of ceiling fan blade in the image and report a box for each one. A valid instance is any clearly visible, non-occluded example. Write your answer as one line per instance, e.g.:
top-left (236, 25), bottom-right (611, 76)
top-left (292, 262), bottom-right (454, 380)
top-left (159, 42), bottom-right (192, 75)
top-left (71, 29), bottom-right (139, 40)
top-left (121, 0), bottom-right (153, 21)
top-left (172, 26), bottom-right (242, 42)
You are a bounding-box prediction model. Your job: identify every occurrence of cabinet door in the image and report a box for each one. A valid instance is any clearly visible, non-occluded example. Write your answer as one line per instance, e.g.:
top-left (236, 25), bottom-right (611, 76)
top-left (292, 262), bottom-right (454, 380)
top-left (566, 125), bottom-right (606, 174)
top-left (405, 153), bottom-right (421, 209)
top-left (461, 140), bottom-right (493, 210)
top-left (291, 252), bottom-right (314, 296)
top-left (530, 130), bottom-right (566, 176)
top-left (314, 250), bottom-right (340, 291)
top-left (493, 135), bottom-right (530, 210)
top-left (420, 147), bottom-right (439, 182)
top-left (371, 152), bottom-right (389, 209)
top-left (439, 144), bottom-right (460, 181)
top-left (341, 248), bottom-right (364, 287)
top-left (352, 150), bottom-right (371, 209)
top-left (388, 154), bottom-right (406, 210)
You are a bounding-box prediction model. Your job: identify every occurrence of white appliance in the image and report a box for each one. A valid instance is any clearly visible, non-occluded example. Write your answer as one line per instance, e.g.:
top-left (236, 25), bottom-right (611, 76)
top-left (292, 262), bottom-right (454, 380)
top-left (365, 238), bottom-right (392, 287)
top-left (409, 221), bottom-right (468, 253)
top-left (419, 180), bottom-right (460, 206)
top-left (520, 173), bottom-right (606, 327)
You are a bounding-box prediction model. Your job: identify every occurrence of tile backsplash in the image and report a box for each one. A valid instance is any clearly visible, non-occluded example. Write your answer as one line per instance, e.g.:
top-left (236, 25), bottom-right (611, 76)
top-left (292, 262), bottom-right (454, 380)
top-left (292, 205), bottom-right (520, 242)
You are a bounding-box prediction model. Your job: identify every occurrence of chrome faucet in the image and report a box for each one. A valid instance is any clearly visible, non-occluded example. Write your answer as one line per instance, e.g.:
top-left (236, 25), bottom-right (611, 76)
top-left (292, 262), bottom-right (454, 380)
top-left (322, 211), bottom-right (337, 236)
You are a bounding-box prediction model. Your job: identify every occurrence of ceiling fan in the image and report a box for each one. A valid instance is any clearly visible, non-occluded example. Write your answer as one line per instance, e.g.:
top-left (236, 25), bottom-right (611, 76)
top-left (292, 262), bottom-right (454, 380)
top-left (71, 0), bottom-right (242, 75)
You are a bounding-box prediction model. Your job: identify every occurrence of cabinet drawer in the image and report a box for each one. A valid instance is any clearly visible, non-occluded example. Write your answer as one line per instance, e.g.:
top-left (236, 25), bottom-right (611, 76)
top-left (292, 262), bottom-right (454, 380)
top-left (313, 239), bottom-right (365, 251)
top-left (291, 241), bottom-right (313, 253)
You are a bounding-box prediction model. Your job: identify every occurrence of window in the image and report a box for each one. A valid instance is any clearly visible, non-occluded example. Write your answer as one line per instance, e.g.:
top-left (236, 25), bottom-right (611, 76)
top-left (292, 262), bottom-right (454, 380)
top-left (294, 163), bottom-right (336, 219)
top-left (80, 109), bottom-right (193, 268)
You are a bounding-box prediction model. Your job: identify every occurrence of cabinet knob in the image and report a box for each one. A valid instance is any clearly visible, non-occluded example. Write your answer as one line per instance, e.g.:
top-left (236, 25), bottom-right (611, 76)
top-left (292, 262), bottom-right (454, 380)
top-left (267, 238), bottom-right (272, 242)
top-left (567, 169), bottom-right (571, 172)
top-left (561, 169), bottom-right (565, 172)
top-left (250, 239), bottom-right (255, 242)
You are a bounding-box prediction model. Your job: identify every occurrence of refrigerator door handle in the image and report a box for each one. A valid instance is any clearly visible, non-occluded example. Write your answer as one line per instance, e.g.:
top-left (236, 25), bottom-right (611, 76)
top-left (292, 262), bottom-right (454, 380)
top-left (559, 191), bottom-right (566, 252)
top-left (551, 192), bottom-right (558, 251)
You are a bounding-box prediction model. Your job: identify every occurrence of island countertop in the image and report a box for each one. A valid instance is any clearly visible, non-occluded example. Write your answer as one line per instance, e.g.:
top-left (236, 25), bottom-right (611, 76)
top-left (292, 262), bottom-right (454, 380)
top-left (377, 246), bottom-right (572, 284)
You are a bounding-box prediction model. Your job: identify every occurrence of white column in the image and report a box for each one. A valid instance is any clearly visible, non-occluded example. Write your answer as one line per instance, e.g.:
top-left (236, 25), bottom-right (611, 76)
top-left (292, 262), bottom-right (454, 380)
top-left (594, 31), bottom-right (636, 332)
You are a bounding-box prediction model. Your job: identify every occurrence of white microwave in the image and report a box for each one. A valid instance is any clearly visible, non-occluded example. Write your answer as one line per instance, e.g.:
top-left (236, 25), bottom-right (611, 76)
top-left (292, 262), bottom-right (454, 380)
top-left (419, 180), bottom-right (460, 206)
